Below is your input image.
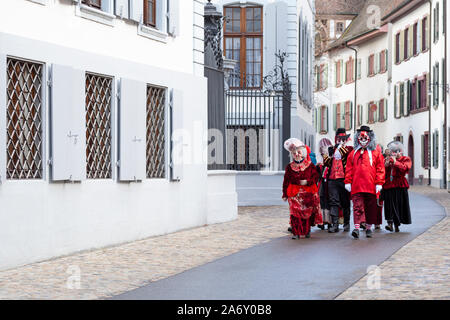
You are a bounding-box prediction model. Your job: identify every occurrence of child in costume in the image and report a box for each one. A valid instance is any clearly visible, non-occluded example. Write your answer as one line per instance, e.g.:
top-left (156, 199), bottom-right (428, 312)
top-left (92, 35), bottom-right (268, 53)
top-left (317, 137), bottom-right (333, 230)
top-left (344, 126), bottom-right (385, 239)
top-left (282, 138), bottom-right (322, 239)
top-left (382, 141), bottom-right (412, 232)
top-left (322, 128), bottom-right (353, 233)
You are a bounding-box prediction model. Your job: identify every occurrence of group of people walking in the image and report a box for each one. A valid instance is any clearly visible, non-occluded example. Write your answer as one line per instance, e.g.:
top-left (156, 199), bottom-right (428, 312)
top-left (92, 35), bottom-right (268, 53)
top-left (282, 126), bottom-right (412, 240)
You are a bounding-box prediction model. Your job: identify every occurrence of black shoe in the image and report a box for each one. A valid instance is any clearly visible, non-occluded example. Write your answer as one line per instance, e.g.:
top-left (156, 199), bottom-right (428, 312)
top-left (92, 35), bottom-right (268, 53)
top-left (317, 224), bottom-right (324, 230)
top-left (385, 223), bottom-right (394, 232)
top-left (366, 229), bottom-right (373, 238)
top-left (305, 232), bottom-right (311, 238)
top-left (395, 225), bottom-right (400, 232)
top-left (351, 229), bottom-right (360, 239)
top-left (288, 227), bottom-right (292, 233)
top-left (375, 225), bottom-right (381, 230)
top-left (360, 223), bottom-right (367, 230)
top-left (291, 235), bottom-right (298, 239)
top-left (343, 223), bottom-right (350, 232)
top-left (326, 223), bottom-right (331, 230)
top-left (328, 224), bottom-right (338, 233)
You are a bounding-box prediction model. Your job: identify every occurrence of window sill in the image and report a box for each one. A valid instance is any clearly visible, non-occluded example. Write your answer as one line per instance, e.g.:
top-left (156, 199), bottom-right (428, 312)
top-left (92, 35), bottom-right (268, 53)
top-left (410, 107), bottom-right (429, 115)
top-left (27, 0), bottom-right (47, 5)
top-left (76, 4), bottom-right (115, 27)
top-left (138, 24), bottom-right (168, 43)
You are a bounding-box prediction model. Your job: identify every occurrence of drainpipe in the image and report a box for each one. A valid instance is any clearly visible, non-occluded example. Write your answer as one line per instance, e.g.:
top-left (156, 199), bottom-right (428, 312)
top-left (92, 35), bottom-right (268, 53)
top-left (428, 0), bottom-right (432, 186)
top-left (345, 43), bottom-right (358, 133)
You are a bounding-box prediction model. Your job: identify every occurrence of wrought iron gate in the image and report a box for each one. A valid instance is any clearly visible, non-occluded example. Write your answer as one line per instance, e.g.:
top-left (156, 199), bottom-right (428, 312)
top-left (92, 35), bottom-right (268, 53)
top-left (225, 52), bottom-right (292, 171)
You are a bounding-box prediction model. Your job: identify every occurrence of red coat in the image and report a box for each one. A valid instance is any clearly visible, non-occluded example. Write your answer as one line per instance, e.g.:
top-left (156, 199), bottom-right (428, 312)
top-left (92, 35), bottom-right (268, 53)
top-left (383, 156), bottom-right (411, 189)
top-left (282, 162), bottom-right (319, 199)
top-left (344, 147), bottom-right (385, 195)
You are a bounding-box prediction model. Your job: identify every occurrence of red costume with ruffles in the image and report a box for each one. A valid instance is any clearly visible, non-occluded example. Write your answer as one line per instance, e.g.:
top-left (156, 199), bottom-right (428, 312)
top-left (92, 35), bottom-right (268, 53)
top-left (282, 159), bottom-right (322, 236)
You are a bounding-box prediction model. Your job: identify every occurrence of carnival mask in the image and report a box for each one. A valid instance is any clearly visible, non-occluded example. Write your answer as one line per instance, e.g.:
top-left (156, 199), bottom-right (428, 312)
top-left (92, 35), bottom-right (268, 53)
top-left (358, 131), bottom-right (370, 148)
top-left (292, 146), bottom-right (306, 163)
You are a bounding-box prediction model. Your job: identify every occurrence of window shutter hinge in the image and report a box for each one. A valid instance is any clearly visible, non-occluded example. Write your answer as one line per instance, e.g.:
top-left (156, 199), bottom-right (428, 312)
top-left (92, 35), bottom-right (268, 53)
top-left (116, 160), bottom-right (120, 167)
top-left (47, 80), bottom-right (52, 87)
top-left (47, 158), bottom-right (53, 166)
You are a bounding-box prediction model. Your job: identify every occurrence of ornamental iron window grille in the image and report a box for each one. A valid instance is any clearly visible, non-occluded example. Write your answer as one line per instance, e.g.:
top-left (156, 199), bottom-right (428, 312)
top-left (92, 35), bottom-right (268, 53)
top-left (85, 73), bottom-right (112, 179)
top-left (146, 85), bottom-right (166, 179)
top-left (6, 58), bottom-right (43, 180)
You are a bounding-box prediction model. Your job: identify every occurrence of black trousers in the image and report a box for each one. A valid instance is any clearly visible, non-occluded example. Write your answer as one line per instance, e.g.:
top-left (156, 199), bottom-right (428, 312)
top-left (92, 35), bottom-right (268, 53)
top-left (328, 179), bottom-right (351, 224)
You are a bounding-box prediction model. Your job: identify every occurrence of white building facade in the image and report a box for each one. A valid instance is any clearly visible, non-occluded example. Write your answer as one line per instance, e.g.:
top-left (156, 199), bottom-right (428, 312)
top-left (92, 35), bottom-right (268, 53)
top-left (0, 0), bottom-right (238, 271)
top-left (314, 0), bottom-right (449, 189)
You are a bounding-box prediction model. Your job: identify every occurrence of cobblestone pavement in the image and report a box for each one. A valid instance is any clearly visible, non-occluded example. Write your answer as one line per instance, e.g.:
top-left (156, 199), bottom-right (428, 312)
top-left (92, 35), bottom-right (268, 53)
top-left (0, 206), bottom-right (290, 300)
top-left (336, 186), bottom-right (450, 300)
top-left (0, 186), bottom-right (447, 300)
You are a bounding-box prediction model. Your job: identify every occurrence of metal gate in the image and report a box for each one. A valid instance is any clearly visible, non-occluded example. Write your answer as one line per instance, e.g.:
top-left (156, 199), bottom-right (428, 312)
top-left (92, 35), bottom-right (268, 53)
top-left (225, 52), bottom-right (291, 171)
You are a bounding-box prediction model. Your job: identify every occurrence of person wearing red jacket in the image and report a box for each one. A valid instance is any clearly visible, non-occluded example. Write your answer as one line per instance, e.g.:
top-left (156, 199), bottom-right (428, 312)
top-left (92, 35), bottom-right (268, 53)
top-left (344, 126), bottom-right (385, 239)
top-left (382, 141), bottom-right (412, 232)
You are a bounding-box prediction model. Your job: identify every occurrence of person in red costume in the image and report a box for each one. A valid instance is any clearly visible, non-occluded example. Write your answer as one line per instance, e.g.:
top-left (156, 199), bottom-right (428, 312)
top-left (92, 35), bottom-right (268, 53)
top-left (344, 126), bottom-right (385, 239)
top-left (282, 138), bottom-right (322, 239)
top-left (382, 141), bottom-right (412, 232)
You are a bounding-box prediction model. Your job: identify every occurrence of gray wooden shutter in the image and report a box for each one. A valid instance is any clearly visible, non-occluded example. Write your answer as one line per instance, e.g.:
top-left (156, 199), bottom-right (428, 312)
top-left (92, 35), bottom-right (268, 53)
top-left (114, 0), bottom-right (129, 19)
top-left (118, 78), bottom-right (146, 181)
top-left (325, 106), bottom-right (329, 133)
top-left (170, 89), bottom-right (183, 182)
top-left (129, 0), bottom-right (143, 22)
top-left (333, 104), bottom-right (337, 130)
top-left (101, 0), bottom-right (113, 14)
top-left (0, 54), bottom-right (6, 183)
top-left (168, 0), bottom-right (180, 36)
top-left (50, 64), bottom-right (86, 181)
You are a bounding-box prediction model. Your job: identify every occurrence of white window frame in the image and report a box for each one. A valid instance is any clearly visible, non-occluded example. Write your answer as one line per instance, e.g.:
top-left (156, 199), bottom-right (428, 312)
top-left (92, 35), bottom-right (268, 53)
top-left (74, 0), bottom-right (116, 27)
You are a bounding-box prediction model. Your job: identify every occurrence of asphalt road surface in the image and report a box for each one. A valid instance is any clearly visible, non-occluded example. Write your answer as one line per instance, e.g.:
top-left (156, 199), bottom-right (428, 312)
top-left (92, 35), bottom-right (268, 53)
top-left (112, 192), bottom-right (446, 300)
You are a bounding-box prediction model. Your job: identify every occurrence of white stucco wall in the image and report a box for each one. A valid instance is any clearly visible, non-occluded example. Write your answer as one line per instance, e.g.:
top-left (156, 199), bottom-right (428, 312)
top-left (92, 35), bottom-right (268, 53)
top-left (0, 0), bottom-right (239, 271)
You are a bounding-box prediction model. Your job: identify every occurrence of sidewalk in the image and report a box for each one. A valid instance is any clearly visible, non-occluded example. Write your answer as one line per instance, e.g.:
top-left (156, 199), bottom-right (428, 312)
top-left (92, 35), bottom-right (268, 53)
top-left (336, 186), bottom-right (450, 300)
top-left (0, 186), bottom-right (448, 300)
top-left (0, 205), bottom-right (289, 299)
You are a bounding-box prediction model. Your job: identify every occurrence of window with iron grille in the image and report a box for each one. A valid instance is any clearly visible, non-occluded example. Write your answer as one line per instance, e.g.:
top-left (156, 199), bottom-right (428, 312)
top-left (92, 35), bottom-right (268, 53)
top-left (146, 85), bottom-right (166, 179)
top-left (82, 0), bottom-right (101, 9)
top-left (85, 73), bottom-right (112, 179)
top-left (6, 58), bottom-right (43, 180)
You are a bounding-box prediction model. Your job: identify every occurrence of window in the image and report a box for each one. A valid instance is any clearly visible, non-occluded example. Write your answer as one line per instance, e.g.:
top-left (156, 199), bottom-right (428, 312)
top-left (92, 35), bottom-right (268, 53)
top-left (422, 132), bottom-right (430, 168)
top-left (422, 17), bottom-right (429, 51)
top-left (380, 50), bottom-right (387, 73)
top-left (368, 101), bottom-right (377, 124)
top-left (144, 0), bottom-right (156, 27)
top-left (336, 22), bottom-right (344, 33)
top-left (357, 59), bottom-right (361, 79)
top-left (336, 60), bottom-right (342, 87)
top-left (85, 73), bottom-right (113, 179)
top-left (368, 54), bottom-right (375, 76)
top-left (146, 85), bottom-right (166, 178)
top-left (82, 0), bottom-right (101, 9)
top-left (395, 33), bottom-right (400, 63)
top-left (433, 63), bottom-right (439, 106)
top-left (405, 80), bottom-right (411, 116)
top-left (345, 57), bottom-right (354, 83)
top-left (224, 6), bottom-right (263, 89)
top-left (344, 101), bottom-right (352, 130)
top-left (316, 64), bottom-right (328, 91)
top-left (432, 130), bottom-right (439, 168)
top-left (413, 23), bottom-right (418, 55)
top-left (404, 27), bottom-right (409, 59)
top-left (411, 79), bottom-right (417, 111)
top-left (378, 99), bottom-right (387, 122)
top-left (6, 58), bottom-right (43, 179)
top-left (316, 105), bottom-right (328, 134)
top-left (357, 104), bottom-right (363, 126)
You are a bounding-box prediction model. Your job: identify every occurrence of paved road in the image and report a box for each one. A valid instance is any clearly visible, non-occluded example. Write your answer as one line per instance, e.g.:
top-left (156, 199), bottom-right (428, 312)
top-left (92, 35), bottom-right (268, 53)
top-left (112, 192), bottom-right (446, 300)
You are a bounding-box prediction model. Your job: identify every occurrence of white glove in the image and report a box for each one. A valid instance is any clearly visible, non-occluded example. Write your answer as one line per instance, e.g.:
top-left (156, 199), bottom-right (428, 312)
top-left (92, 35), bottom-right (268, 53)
top-left (345, 184), bottom-right (351, 193)
top-left (333, 148), bottom-right (342, 160)
top-left (376, 185), bottom-right (382, 193)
